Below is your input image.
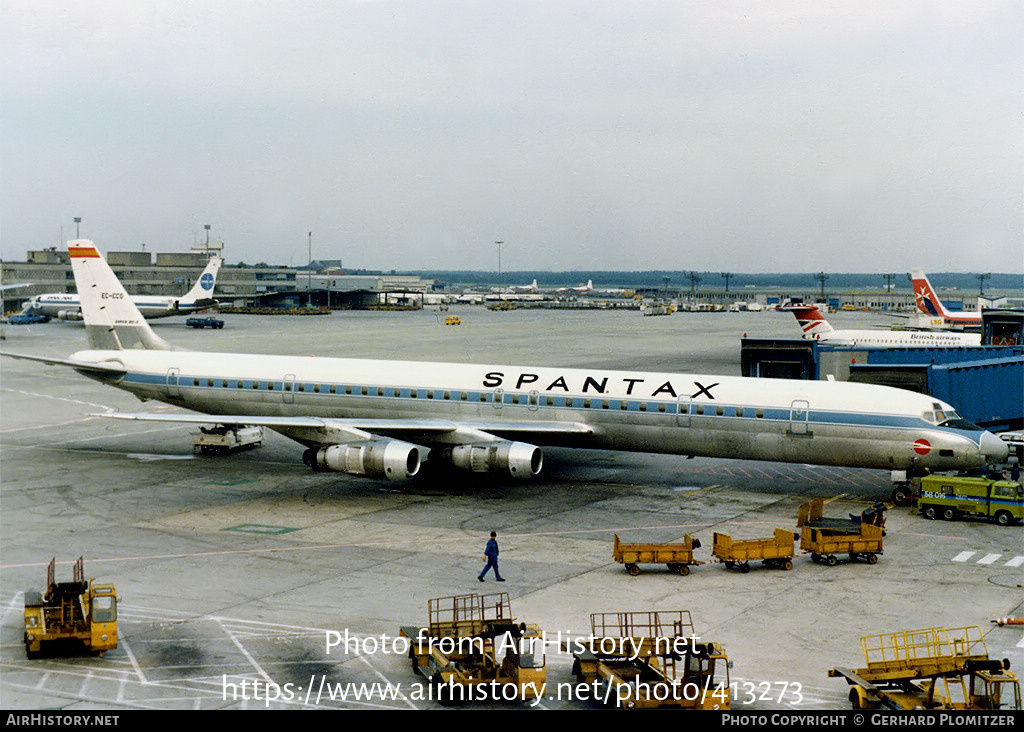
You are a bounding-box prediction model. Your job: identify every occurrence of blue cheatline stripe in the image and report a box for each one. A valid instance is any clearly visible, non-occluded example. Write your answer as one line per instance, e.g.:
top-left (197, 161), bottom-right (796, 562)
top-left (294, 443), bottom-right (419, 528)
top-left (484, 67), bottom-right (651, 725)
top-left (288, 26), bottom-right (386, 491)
top-left (111, 368), bottom-right (979, 438)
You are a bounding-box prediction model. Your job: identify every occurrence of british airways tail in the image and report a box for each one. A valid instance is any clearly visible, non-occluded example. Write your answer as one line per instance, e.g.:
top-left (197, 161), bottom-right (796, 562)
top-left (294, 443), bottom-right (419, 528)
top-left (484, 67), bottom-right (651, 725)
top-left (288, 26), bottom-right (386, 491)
top-left (785, 305), bottom-right (835, 338)
top-left (910, 268), bottom-right (982, 327)
top-left (68, 240), bottom-right (172, 351)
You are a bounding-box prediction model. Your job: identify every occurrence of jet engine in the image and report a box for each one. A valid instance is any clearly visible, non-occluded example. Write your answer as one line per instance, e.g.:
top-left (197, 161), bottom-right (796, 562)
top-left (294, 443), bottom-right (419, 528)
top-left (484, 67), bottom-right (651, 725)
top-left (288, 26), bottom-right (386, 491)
top-left (447, 441), bottom-right (543, 478)
top-left (57, 310), bottom-right (84, 321)
top-left (302, 440), bottom-right (421, 481)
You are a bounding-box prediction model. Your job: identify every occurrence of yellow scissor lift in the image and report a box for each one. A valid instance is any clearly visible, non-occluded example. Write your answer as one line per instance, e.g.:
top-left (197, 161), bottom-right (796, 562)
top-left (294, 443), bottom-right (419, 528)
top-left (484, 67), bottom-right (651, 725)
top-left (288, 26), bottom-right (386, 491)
top-left (400, 592), bottom-right (545, 706)
top-left (829, 626), bottom-right (1021, 710)
top-left (570, 610), bottom-right (731, 709)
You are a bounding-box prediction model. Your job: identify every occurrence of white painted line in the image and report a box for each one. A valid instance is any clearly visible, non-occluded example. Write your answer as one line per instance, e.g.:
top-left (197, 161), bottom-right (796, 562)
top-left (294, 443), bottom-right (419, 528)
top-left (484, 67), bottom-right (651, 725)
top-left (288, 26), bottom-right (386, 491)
top-left (977, 553), bottom-right (1001, 565)
top-left (952, 551), bottom-right (976, 562)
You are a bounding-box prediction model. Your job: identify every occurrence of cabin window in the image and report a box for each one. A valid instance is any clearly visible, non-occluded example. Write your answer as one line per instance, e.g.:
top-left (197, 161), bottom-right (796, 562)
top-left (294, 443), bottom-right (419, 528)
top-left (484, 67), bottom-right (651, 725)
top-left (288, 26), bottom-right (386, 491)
top-left (602, 400), bottom-right (610, 410)
top-left (657, 403), bottom-right (666, 413)
top-left (329, 385), bottom-right (336, 394)
top-left (460, 392), bottom-right (468, 401)
top-left (444, 391), bottom-right (451, 400)
top-left (361, 386), bottom-right (368, 396)
top-left (755, 408), bottom-right (764, 418)
top-left (620, 400), bottom-right (628, 410)
top-left (735, 406), bottom-right (744, 417)
top-left (314, 384), bottom-right (321, 393)
top-left (267, 382), bottom-right (274, 390)
top-left (716, 406), bottom-right (724, 416)
top-left (639, 402), bottom-right (647, 412)
top-left (695, 405), bottom-right (704, 416)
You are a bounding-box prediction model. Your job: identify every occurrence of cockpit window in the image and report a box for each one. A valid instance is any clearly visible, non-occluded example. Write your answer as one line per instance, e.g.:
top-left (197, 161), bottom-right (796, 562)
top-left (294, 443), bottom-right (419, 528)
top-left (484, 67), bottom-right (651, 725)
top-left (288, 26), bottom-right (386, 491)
top-left (922, 410), bottom-right (978, 431)
top-left (923, 409), bottom-right (958, 424)
top-left (923, 410), bottom-right (979, 431)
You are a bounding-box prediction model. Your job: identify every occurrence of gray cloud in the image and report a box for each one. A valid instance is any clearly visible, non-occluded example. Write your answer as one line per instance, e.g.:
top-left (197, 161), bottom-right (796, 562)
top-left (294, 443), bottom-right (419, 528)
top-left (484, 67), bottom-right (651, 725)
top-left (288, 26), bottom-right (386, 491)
top-left (2, 1), bottom-right (1020, 273)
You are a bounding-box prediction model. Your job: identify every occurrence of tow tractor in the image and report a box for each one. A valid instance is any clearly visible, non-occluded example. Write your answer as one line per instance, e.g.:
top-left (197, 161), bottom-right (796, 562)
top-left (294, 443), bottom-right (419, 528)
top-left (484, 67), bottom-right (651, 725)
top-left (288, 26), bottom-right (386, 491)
top-left (193, 424), bottom-right (264, 454)
top-left (399, 593), bottom-right (546, 705)
top-left (829, 626), bottom-right (1021, 710)
top-left (570, 610), bottom-right (731, 709)
top-left (24, 557), bottom-right (117, 658)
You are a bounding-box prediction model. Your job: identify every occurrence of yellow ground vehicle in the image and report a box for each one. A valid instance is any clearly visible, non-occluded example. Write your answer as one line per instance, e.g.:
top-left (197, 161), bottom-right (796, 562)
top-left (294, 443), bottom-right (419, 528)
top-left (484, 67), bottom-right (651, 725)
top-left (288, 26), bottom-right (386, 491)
top-left (400, 593), bottom-right (545, 705)
top-left (570, 610), bottom-right (730, 709)
top-left (443, 315), bottom-right (462, 326)
top-left (24, 557), bottom-right (117, 658)
top-left (918, 474), bottom-right (1023, 526)
top-left (829, 626), bottom-right (1021, 710)
top-left (613, 534), bottom-right (702, 576)
top-left (798, 498), bottom-right (885, 566)
top-left (713, 529), bottom-right (798, 572)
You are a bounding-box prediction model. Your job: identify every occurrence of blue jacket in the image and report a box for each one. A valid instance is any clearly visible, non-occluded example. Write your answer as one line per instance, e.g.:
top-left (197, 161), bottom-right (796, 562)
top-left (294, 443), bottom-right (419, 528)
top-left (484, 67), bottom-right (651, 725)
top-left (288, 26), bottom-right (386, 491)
top-left (485, 538), bottom-right (499, 559)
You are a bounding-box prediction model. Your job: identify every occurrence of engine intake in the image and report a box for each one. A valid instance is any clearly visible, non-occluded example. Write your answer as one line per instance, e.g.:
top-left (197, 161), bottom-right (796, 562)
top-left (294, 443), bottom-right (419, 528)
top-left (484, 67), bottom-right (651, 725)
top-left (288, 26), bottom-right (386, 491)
top-left (448, 441), bottom-right (543, 478)
top-left (57, 309), bottom-right (84, 321)
top-left (303, 440), bottom-right (420, 481)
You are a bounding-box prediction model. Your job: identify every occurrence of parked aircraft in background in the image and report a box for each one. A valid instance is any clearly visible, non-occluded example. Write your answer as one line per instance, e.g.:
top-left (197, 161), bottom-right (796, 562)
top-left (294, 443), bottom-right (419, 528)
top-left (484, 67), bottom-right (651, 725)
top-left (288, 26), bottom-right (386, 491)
top-left (1, 241), bottom-right (1007, 483)
top-left (25, 255), bottom-right (222, 321)
top-left (558, 279), bottom-right (593, 294)
top-left (785, 305), bottom-right (981, 347)
top-left (910, 268), bottom-right (983, 329)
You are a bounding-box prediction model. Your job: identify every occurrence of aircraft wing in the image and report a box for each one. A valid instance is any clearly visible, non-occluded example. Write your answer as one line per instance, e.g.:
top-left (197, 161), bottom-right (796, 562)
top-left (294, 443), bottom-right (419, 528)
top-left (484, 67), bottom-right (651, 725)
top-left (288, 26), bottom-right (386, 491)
top-left (98, 412), bottom-right (594, 446)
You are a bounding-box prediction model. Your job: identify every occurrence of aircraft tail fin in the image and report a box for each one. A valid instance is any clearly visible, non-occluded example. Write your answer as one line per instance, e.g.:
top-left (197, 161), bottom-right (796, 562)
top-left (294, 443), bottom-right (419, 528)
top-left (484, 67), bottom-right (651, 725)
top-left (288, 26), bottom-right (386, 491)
top-left (910, 268), bottom-right (949, 318)
top-left (786, 305), bottom-right (834, 337)
top-left (68, 240), bottom-right (172, 351)
top-left (182, 255), bottom-right (222, 304)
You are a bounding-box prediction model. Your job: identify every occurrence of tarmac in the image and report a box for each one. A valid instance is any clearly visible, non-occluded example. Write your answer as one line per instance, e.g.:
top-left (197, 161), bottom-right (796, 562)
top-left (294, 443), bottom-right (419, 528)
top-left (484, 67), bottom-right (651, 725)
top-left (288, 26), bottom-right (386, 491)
top-left (1, 305), bottom-right (1021, 710)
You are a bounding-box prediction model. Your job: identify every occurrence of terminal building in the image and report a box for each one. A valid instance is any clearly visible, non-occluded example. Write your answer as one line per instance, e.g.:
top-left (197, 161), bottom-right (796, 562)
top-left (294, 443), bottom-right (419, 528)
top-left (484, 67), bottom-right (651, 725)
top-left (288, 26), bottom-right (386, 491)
top-left (2, 245), bottom-right (437, 312)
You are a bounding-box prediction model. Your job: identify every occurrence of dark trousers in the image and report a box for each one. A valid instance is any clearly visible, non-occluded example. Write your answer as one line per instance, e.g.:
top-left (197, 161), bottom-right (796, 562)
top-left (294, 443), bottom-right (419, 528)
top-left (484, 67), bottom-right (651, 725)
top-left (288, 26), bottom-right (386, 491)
top-left (479, 557), bottom-right (502, 580)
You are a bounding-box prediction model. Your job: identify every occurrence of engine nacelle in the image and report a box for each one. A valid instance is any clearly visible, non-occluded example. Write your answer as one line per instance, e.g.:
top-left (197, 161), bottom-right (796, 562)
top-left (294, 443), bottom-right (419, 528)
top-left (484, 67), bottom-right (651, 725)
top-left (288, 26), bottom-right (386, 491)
top-left (448, 441), bottom-right (543, 478)
top-left (303, 440), bottom-right (421, 481)
top-left (57, 309), bottom-right (84, 321)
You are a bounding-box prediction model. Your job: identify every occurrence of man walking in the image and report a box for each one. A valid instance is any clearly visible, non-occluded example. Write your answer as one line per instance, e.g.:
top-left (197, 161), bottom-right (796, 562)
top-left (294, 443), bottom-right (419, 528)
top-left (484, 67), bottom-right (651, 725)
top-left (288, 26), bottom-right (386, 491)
top-left (478, 531), bottom-right (504, 582)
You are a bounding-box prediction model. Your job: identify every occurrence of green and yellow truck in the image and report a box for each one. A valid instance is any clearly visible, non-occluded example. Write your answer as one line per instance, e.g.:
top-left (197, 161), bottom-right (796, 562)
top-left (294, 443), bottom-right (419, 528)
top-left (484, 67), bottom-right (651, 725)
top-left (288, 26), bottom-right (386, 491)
top-left (918, 474), bottom-right (1023, 526)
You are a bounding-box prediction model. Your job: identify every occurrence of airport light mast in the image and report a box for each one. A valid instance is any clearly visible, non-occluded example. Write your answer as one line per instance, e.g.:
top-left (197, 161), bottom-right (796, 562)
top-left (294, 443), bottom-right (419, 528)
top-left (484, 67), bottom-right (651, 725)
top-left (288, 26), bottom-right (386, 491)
top-left (977, 273), bottom-right (990, 297)
top-left (814, 272), bottom-right (829, 304)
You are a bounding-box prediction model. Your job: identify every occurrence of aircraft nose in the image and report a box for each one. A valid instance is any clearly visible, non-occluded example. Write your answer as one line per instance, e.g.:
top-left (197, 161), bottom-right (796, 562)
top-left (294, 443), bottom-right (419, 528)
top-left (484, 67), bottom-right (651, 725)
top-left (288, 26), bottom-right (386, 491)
top-left (980, 432), bottom-right (1009, 464)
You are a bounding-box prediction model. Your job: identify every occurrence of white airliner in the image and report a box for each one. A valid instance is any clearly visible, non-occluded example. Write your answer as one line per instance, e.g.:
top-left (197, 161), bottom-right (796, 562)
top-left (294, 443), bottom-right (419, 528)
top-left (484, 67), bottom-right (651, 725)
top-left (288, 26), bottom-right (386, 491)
top-left (910, 268), bottom-right (983, 329)
top-left (786, 305), bottom-right (981, 347)
top-left (558, 279), bottom-right (593, 294)
top-left (2, 241), bottom-right (1007, 482)
top-left (25, 255), bottom-right (222, 321)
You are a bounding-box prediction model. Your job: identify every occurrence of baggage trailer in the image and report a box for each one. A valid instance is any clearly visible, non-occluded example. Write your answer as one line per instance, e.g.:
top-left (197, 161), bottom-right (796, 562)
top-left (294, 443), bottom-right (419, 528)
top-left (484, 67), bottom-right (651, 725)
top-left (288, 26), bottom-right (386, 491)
top-left (828, 626), bottom-right (1021, 710)
top-left (712, 529), bottom-right (798, 572)
top-left (570, 610), bottom-right (731, 710)
top-left (613, 534), bottom-right (702, 576)
top-left (399, 593), bottom-right (545, 705)
top-left (798, 498), bottom-right (887, 535)
top-left (802, 522), bottom-right (883, 566)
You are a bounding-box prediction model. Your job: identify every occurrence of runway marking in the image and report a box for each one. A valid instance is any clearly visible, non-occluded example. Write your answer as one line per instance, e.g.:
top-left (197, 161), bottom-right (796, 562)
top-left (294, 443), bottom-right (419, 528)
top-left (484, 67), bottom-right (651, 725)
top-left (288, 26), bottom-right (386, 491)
top-left (950, 551), bottom-right (1024, 567)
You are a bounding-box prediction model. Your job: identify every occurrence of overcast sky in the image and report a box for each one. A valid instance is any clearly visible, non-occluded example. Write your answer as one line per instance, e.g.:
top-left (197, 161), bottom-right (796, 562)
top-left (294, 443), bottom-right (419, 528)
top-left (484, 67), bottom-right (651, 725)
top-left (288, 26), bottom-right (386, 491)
top-left (2, 1), bottom-right (1021, 273)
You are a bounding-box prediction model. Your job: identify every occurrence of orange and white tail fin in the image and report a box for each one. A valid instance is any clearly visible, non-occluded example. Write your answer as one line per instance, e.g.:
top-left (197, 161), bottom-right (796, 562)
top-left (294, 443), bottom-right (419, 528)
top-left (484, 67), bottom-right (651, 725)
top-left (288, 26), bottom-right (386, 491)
top-left (68, 240), bottom-right (171, 351)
